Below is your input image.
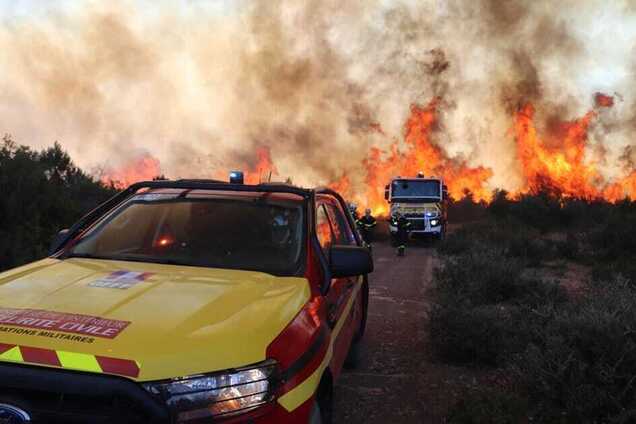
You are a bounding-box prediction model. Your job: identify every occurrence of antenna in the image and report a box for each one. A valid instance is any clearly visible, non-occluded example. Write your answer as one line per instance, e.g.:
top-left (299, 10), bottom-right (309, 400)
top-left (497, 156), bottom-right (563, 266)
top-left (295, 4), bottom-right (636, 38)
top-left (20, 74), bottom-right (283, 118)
top-left (268, 171), bottom-right (272, 182)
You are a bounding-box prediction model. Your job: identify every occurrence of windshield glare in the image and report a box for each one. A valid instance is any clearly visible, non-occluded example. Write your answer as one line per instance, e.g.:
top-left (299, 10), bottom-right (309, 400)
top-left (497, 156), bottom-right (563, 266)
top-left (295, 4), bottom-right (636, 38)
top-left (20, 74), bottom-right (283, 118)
top-left (66, 195), bottom-right (305, 276)
top-left (392, 180), bottom-right (441, 199)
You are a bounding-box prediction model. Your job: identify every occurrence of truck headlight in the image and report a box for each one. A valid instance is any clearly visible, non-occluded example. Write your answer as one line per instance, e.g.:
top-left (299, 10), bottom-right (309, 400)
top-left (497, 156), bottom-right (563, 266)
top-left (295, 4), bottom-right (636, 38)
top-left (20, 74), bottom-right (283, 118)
top-left (143, 360), bottom-right (278, 422)
top-left (430, 219), bottom-right (439, 227)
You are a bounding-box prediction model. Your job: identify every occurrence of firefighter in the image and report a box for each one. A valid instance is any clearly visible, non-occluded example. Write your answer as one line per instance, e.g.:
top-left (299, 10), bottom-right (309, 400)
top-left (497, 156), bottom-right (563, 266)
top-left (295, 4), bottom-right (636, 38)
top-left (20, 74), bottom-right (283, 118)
top-left (391, 212), bottom-right (411, 256)
top-left (356, 208), bottom-right (377, 245)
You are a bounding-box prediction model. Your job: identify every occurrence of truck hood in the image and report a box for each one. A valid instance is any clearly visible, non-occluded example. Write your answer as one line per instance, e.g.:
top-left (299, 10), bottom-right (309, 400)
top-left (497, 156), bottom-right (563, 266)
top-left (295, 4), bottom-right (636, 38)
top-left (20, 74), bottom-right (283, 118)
top-left (0, 258), bottom-right (310, 381)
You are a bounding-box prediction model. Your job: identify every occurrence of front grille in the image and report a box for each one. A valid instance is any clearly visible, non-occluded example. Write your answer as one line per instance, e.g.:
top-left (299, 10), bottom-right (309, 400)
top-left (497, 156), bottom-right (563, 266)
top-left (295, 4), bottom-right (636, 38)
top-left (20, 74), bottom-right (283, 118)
top-left (0, 363), bottom-right (169, 424)
top-left (408, 218), bottom-right (426, 231)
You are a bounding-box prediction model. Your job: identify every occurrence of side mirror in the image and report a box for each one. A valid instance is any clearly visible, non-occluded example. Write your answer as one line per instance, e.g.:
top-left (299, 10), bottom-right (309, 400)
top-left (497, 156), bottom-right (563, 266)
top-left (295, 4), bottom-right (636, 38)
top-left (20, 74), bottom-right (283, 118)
top-left (49, 229), bottom-right (70, 255)
top-left (384, 184), bottom-right (390, 201)
top-left (329, 245), bottom-right (374, 278)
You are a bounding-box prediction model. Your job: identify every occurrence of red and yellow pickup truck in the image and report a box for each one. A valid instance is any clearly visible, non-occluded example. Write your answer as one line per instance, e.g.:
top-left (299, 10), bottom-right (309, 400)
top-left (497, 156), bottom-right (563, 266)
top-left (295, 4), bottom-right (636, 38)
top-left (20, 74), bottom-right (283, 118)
top-left (0, 180), bottom-right (373, 424)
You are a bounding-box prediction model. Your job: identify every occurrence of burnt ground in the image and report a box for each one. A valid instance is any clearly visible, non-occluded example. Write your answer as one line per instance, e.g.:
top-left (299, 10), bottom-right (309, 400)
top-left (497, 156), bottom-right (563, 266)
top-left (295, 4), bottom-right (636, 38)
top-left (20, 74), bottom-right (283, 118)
top-left (333, 239), bottom-right (487, 424)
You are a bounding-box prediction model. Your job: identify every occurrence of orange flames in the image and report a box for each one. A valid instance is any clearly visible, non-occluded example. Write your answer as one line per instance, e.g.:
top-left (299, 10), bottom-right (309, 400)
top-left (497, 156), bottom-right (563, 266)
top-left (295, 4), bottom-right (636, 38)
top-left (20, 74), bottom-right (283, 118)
top-left (336, 98), bottom-right (493, 215)
top-left (100, 153), bottom-right (162, 189)
top-left (513, 104), bottom-right (599, 198)
top-left (210, 146), bottom-right (279, 184)
top-left (603, 172), bottom-right (636, 202)
top-left (513, 94), bottom-right (635, 202)
top-left (100, 94), bottom-right (634, 208)
top-left (244, 147), bottom-right (279, 184)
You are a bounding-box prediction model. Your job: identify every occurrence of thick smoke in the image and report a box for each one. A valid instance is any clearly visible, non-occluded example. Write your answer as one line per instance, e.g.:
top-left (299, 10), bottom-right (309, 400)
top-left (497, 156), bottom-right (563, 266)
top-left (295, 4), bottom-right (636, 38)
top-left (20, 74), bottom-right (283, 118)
top-left (0, 0), bottom-right (634, 195)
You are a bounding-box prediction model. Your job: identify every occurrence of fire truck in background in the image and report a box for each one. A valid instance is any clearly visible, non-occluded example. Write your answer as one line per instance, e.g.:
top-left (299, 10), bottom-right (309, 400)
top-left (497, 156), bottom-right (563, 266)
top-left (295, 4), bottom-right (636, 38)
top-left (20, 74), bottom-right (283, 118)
top-left (385, 174), bottom-right (448, 241)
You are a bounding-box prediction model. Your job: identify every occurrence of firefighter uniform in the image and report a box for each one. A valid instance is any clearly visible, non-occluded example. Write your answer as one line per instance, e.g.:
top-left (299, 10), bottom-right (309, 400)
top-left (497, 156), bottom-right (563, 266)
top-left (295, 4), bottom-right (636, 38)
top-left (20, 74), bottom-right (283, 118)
top-left (356, 214), bottom-right (377, 244)
top-left (394, 215), bottom-right (411, 256)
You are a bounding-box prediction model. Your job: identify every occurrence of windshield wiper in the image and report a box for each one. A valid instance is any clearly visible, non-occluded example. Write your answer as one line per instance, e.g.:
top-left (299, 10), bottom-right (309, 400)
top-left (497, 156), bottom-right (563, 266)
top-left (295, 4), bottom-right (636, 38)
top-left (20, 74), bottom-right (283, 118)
top-left (62, 252), bottom-right (110, 260)
top-left (64, 252), bottom-right (188, 267)
top-left (107, 255), bottom-right (189, 267)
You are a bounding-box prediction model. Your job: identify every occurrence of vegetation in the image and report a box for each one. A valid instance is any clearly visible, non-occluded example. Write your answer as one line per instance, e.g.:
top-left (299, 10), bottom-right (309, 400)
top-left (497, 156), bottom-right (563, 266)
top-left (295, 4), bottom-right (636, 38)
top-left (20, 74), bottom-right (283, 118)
top-left (434, 191), bottom-right (636, 423)
top-left (0, 135), bottom-right (116, 271)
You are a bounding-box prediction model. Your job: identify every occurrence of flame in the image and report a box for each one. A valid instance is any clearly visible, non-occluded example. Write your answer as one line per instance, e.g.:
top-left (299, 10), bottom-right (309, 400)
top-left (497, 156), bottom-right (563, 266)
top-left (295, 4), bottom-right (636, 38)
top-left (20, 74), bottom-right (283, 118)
top-left (353, 98), bottom-right (493, 215)
top-left (245, 147), bottom-right (278, 184)
top-left (99, 94), bottom-right (634, 207)
top-left (513, 103), bottom-right (599, 198)
top-left (100, 153), bottom-right (162, 189)
top-left (603, 171), bottom-right (636, 202)
top-left (328, 174), bottom-right (352, 197)
top-left (513, 94), bottom-right (635, 202)
top-left (316, 219), bottom-right (332, 247)
top-left (211, 146), bottom-right (279, 184)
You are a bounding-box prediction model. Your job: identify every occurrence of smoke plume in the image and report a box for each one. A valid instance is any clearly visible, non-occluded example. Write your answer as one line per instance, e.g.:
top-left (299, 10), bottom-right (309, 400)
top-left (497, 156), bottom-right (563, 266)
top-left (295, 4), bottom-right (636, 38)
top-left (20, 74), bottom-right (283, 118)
top-left (1, 0), bottom-right (635, 205)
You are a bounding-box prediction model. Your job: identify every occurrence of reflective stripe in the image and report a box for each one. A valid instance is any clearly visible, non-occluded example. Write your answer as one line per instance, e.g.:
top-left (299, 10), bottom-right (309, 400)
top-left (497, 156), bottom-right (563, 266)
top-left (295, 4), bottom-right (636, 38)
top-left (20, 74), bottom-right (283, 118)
top-left (0, 346), bottom-right (23, 362)
top-left (278, 279), bottom-right (362, 412)
top-left (58, 351), bottom-right (102, 373)
top-left (0, 344), bottom-right (140, 378)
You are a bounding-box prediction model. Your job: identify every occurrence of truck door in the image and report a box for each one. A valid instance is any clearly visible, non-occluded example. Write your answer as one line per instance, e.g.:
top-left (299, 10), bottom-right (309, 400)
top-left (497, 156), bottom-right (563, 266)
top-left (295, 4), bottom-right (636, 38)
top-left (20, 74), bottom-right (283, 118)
top-left (315, 197), bottom-right (360, 378)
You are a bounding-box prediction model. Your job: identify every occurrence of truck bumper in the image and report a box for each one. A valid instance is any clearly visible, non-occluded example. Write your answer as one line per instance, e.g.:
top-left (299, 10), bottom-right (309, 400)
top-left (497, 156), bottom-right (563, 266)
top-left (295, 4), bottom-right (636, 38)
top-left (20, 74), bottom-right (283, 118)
top-left (412, 224), bottom-right (443, 234)
top-left (389, 221), bottom-right (443, 235)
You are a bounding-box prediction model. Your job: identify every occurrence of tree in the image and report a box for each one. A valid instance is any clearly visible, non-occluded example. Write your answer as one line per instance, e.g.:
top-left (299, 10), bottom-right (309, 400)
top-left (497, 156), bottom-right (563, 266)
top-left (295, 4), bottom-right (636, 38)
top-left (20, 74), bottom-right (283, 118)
top-left (0, 136), bottom-right (115, 270)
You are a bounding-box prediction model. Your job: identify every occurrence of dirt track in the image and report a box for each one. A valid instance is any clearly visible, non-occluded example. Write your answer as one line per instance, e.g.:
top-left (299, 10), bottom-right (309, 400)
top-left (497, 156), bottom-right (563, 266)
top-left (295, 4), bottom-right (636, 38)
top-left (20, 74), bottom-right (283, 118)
top-left (333, 240), bottom-right (479, 424)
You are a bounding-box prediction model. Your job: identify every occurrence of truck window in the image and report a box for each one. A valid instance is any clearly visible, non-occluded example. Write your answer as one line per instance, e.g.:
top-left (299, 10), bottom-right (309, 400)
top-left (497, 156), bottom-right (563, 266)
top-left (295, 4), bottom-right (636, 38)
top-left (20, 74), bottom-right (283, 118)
top-left (323, 202), bottom-right (356, 246)
top-left (316, 204), bottom-right (334, 256)
top-left (391, 180), bottom-right (441, 198)
top-left (64, 196), bottom-right (305, 276)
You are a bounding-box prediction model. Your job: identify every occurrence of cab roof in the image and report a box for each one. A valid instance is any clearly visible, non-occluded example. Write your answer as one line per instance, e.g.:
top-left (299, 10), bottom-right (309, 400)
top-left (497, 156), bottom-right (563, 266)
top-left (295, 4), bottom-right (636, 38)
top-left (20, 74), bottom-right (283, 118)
top-left (49, 179), bottom-right (344, 254)
top-left (138, 187), bottom-right (306, 203)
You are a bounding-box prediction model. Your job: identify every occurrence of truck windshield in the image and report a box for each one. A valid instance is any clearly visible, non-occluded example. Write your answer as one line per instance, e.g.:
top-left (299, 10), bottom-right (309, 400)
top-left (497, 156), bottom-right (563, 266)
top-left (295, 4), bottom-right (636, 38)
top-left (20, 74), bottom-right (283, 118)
top-left (391, 180), bottom-right (441, 200)
top-left (64, 194), bottom-right (305, 276)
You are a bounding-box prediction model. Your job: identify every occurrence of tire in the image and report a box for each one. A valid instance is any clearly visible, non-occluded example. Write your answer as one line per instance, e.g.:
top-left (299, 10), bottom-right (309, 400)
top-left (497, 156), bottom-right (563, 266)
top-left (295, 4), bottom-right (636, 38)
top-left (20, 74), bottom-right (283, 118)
top-left (344, 279), bottom-right (368, 369)
top-left (309, 401), bottom-right (323, 424)
top-left (315, 376), bottom-right (333, 424)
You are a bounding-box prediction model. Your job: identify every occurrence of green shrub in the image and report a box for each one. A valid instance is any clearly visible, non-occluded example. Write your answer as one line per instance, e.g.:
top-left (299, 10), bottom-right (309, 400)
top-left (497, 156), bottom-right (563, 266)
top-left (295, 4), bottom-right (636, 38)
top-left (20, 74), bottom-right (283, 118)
top-left (434, 250), bottom-right (565, 307)
top-left (434, 251), bottom-right (522, 305)
top-left (506, 231), bottom-right (547, 266)
top-left (587, 212), bottom-right (636, 260)
top-left (514, 279), bottom-right (636, 422)
top-left (551, 233), bottom-right (581, 261)
top-left (430, 242), bottom-right (568, 366)
top-left (438, 228), bottom-right (475, 255)
top-left (514, 278), bottom-right (568, 308)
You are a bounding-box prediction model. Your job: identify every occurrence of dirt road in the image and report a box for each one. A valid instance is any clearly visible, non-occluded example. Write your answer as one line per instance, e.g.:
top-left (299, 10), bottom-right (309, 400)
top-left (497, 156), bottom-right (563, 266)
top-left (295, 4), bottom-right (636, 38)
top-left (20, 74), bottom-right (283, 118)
top-left (333, 240), bottom-right (471, 424)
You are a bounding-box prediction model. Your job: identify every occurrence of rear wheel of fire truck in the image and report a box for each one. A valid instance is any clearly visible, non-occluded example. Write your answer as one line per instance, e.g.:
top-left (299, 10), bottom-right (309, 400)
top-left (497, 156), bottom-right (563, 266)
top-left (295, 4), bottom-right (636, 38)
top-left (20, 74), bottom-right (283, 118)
top-left (344, 278), bottom-right (369, 369)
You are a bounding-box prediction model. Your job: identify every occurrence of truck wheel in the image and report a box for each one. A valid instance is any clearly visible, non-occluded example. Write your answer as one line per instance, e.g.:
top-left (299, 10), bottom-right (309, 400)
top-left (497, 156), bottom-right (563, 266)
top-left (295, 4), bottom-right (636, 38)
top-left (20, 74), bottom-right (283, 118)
top-left (309, 401), bottom-right (323, 424)
top-left (344, 279), bottom-right (368, 369)
top-left (312, 375), bottom-right (333, 424)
